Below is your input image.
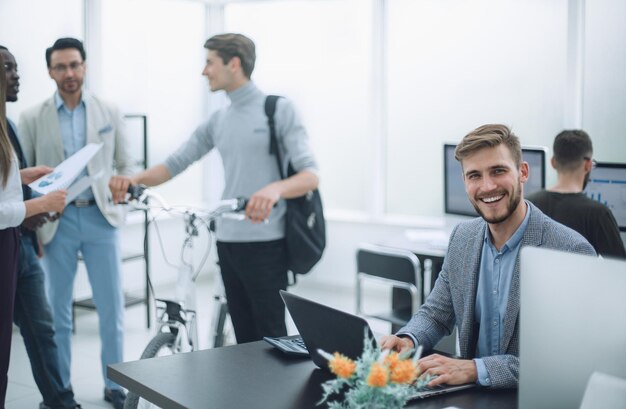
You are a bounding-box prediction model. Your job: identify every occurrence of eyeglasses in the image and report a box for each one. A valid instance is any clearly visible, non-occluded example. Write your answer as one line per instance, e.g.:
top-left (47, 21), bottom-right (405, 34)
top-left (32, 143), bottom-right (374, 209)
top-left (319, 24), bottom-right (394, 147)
top-left (50, 61), bottom-right (84, 74)
top-left (583, 157), bottom-right (597, 169)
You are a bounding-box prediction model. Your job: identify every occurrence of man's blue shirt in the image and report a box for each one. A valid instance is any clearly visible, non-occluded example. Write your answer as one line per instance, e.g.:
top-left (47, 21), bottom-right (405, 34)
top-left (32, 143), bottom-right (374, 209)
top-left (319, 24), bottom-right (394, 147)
top-left (473, 201), bottom-right (530, 386)
top-left (55, 92), bottom-right (93, 200)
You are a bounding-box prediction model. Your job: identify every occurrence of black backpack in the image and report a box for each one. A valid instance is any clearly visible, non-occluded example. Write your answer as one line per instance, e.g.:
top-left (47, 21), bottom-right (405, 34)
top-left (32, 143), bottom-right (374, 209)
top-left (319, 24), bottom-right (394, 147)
top-left (265, 95), bottom-right (326, 279)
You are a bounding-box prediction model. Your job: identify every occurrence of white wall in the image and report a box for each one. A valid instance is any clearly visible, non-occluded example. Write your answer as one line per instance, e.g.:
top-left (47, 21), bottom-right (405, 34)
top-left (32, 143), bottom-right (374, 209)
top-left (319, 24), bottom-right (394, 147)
top-left (582, 0), bottom-right (626, 162)
top-left (386, 0), bottom-right (569, 216)
top-left (1, 0), bottom-right (84, 120)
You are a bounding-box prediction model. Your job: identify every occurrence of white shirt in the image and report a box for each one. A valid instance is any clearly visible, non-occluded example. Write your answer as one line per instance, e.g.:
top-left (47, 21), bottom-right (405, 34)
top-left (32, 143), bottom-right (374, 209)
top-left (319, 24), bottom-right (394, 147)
top-left (0, 152), bottom-right (26, 229)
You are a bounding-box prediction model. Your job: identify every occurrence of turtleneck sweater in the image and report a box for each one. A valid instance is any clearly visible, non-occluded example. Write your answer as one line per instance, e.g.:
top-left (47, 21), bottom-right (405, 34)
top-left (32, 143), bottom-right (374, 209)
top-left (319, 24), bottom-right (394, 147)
top-left (164, 81), bottom-right (318, 242)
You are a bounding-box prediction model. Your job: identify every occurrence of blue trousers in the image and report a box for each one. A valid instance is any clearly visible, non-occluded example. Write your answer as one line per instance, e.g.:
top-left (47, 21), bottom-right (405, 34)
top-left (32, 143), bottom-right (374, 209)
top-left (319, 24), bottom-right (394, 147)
top-left (14, 236), bottom-right (78, 408)
top-left (42, 205), bottom-right (124, 390)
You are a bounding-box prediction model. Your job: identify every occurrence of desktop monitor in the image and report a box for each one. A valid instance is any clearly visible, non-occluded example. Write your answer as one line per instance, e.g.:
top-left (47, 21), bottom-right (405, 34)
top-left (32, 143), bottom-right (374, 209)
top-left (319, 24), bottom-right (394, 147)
top-left (584, 162), bottom-right (626, 232)
top-left (443, 144), bottom-right (547, 217)
top-left (519, 247), bottom-right (626, 409)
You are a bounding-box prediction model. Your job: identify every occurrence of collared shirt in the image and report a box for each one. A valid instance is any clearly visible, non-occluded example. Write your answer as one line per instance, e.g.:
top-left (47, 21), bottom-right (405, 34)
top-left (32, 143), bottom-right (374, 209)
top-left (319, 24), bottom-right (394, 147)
top-left (473, 201), bottom-right (530, 386)
top-left (55, 92), bottom-right (93, 200)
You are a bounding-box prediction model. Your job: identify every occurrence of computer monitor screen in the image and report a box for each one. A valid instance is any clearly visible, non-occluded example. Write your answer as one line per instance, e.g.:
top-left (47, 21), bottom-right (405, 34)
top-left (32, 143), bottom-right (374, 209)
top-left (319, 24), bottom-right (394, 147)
top-left (584, 162), bottom-right (626, 232)
top-left (444, 144), bottom-right (546, 217)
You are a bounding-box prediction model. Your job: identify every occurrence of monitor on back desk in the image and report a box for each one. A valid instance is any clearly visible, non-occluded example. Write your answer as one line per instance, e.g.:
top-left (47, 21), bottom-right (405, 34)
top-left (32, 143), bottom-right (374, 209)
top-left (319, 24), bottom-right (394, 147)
top-left (519, 247), bottom-right (626, 409)
top-left (444, 143), bottom-right (546, 217)
top-left (584, 161), bottom-right (626, 232)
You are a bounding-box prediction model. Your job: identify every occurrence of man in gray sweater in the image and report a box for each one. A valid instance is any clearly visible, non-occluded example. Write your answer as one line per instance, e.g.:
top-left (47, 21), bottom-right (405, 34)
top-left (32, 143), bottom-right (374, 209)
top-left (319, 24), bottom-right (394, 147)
top-left (110, 33), bottom-right (319, 344)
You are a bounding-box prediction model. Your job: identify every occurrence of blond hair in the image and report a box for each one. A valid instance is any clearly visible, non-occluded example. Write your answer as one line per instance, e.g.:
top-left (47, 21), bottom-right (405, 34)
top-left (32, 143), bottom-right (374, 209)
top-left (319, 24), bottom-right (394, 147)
top-left (455, 124), bottom-right (522, 167)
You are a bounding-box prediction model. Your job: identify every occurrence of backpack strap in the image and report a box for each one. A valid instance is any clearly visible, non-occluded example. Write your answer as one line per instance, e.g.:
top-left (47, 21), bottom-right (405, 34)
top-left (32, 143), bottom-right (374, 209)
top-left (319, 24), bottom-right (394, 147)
top-left (265, 95), bottom-right (285, 180)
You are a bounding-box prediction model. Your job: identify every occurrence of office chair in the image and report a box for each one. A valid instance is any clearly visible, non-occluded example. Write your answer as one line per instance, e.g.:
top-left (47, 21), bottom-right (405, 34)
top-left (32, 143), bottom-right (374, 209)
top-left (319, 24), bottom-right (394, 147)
top-left (356, 243), bottom-right (422, 333)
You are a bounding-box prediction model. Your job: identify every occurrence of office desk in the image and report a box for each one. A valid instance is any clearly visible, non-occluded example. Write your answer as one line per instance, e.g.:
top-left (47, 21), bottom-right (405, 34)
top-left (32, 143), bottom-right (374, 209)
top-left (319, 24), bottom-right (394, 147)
top-left (108, 341), bottom-right (517, 409)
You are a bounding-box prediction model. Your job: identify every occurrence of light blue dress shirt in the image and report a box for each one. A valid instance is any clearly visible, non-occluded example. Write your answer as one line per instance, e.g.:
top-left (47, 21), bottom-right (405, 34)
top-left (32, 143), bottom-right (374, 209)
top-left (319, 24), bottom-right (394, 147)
top-left (55, 92), bottom-right (93, 200)
top-left (473, 201), bottom-right (530, 386)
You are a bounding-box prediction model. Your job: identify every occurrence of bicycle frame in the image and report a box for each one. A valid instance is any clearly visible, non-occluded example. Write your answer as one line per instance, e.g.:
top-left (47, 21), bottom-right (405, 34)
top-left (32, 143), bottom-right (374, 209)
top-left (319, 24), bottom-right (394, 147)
top-left (128, 186), bottom-right (246, 354)
top-left (152, 211), bottom-right (203, 353)
top-left (153, 298), bottom-right (197, 353)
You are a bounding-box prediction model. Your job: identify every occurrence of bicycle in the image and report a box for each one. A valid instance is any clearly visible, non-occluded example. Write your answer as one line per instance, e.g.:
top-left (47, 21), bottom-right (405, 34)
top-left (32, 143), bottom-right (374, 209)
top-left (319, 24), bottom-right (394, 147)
top-left (122, 185), bottom-right (245, 409)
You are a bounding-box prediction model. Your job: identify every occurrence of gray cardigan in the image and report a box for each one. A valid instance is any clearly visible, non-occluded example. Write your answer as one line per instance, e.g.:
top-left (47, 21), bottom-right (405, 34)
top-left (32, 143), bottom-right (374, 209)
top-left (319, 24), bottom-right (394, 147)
top-left (399, 202), bottom-right (596, 388)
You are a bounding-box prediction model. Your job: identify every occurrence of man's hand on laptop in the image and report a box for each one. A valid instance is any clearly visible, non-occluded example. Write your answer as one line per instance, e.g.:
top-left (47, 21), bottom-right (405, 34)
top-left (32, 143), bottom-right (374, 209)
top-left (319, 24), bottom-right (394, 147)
top-left (417, 354), bottom-right (477, 387)
top-left (379, 335), bottom-right (415, 353)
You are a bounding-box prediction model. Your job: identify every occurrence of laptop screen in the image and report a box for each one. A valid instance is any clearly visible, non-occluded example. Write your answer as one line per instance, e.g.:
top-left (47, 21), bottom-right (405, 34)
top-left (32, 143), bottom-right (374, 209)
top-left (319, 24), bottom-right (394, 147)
top-left (280, 290), bottom-right (375, 369)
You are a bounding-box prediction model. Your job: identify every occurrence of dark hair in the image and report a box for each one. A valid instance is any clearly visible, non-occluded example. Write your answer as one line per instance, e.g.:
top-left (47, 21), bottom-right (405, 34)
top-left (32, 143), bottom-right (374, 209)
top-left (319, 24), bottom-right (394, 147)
top-left (0, 56), bottom-right (13, 187)
top-left (204, 33), bottom-right (256, 79)
top-left (455, 124), bottom-right (522, 167)
top-left (0, 45), bottom-right (7, 51)
top-left (46, 37), bottom-right (86, 67)
top-left (552, 130), bottom-right (593, 172)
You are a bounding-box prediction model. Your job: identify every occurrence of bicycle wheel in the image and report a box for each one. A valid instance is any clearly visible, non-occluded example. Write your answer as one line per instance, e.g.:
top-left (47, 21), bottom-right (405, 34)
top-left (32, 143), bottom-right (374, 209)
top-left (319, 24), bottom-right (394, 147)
top-left (124, 332), bottom-right (177, 409)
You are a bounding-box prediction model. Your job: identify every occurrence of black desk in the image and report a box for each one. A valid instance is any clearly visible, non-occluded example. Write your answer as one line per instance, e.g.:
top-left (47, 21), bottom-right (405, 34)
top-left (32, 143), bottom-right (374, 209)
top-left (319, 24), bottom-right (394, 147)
top-left (108, 341), bottom-right (517, 409)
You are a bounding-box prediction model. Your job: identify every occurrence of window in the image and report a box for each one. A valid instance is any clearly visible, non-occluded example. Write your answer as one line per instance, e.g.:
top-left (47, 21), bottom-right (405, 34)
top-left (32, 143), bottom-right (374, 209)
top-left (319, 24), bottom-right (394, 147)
top-left (99, 0), bottom-right (207, 205)
top-left (1, 0), bottom-right (83, 119)
top-left (225, 0), bottom-right (374, 213)
top-left (386, 0), bottom-right (568, 216)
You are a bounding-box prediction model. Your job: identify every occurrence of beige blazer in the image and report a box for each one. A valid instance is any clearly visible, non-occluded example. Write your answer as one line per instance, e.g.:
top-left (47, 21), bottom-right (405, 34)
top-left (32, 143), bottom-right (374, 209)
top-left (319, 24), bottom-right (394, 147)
top-left (18, 91), bottom-right (135, 245)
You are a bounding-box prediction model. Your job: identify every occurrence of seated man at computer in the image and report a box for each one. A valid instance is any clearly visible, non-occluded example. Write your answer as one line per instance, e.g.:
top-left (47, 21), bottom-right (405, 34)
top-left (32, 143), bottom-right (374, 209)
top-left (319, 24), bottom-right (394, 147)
top-left (527, 130), bottom-right (625, 259)
top-left (380, 124), bottom-right (596, 389)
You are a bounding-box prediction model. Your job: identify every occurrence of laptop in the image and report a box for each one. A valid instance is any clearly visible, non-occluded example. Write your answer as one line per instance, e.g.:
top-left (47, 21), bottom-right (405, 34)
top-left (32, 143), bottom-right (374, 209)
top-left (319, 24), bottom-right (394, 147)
top-left (519, 248), bottom-right (626, 409)
top-left (265, 290), bottom-right (475, 399)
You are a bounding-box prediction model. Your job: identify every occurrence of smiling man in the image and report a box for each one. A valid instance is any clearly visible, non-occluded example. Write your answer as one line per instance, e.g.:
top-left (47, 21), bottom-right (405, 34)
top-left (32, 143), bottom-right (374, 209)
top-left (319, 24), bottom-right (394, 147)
top-left (381, 124), bottom-right (595, 389)
top-left (18, 38), bottom-right (134, 409)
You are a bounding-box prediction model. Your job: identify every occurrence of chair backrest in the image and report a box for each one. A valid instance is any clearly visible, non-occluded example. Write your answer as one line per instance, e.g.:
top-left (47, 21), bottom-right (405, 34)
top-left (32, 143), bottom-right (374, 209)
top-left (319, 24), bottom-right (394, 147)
top-left (355, 243), bottom-right (423, 331)
top-left (356, 243), bottom-right (421, 286)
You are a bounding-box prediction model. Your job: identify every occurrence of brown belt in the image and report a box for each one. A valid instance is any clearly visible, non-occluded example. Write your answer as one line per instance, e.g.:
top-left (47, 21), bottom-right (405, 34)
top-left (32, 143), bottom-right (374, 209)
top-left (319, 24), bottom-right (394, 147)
top-left (70, 199), bottom-right (97, 208)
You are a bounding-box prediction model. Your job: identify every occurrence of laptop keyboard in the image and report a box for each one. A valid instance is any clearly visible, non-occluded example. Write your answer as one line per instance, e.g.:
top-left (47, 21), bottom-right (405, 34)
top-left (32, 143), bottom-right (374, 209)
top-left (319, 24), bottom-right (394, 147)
top-left (263, 335), bottom-right (309, 357)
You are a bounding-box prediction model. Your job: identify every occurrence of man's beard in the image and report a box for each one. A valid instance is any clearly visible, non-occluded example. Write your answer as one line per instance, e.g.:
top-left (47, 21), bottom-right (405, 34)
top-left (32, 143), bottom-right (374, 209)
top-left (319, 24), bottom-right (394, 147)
top-left (471, 183), bottom-right (522, 224)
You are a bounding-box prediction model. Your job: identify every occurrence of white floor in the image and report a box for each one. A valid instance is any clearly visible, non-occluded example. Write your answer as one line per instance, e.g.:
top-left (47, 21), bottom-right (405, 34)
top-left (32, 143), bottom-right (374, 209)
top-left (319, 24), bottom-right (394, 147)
top-left (6, 275), bottom-right (391, 409)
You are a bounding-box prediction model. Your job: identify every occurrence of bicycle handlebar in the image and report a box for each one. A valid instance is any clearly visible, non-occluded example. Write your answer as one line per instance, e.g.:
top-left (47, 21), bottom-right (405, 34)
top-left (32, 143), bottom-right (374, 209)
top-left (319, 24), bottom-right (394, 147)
top-left (126, 184), bottom-right (248, 216)
top-left (127, 183), bottom-right (147, 201)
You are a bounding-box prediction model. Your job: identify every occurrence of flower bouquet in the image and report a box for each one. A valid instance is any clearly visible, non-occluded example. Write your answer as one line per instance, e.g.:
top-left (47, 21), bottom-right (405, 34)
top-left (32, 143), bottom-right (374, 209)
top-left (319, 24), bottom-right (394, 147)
top-left (317, 330), bottom-right (434, 409)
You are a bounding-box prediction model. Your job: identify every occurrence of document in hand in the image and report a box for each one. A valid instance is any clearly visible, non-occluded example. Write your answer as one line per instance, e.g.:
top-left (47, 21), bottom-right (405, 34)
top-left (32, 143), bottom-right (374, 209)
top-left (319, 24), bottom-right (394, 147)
top-left (29, 143), bottom-right (102, 195)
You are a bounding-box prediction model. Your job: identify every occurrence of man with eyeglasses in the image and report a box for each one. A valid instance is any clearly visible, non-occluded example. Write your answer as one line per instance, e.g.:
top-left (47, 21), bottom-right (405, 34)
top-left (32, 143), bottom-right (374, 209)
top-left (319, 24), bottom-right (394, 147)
top-left (18, 38), bottom-right (134, 409)
top-left (527, 130), bottom-right (625, 258)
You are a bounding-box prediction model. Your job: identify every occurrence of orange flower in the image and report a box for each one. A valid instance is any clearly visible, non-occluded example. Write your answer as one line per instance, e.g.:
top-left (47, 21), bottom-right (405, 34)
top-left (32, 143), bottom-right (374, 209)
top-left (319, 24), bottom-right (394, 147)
top-left (367, 363), bottom-right (389, 387)
top-left (390, 359), bottom-right (418, 384)
top-left (383, 351), bottom-right (400, 371)
top-left (328, 352), bottom-right (356, 379)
